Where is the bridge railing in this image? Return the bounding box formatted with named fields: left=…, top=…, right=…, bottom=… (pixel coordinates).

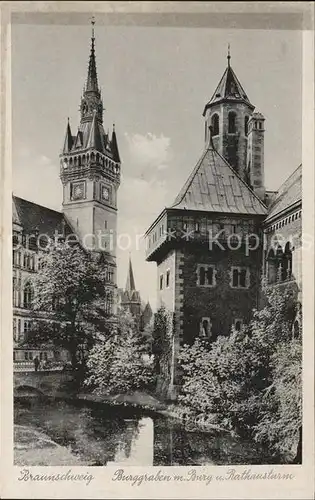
left=14, top=362, right=65, bottom=372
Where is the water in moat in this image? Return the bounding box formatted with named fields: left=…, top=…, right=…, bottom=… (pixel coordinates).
left=14, top=397, right=275, bottom=466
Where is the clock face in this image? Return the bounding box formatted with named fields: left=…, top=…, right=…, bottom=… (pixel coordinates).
left=101, top=186, right=110, bottom=201
left=72, top=182, right=85, bottom=200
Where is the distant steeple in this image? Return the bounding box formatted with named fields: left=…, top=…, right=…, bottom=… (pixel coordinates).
left=227, top=43, right=231, bottom=67
left=125, top=256, right=136, bottom=292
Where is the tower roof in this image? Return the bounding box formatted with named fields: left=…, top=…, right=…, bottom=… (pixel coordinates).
left=125, top=256, right=136, bottom=292
left=143, top=301, right=153, bottom=316
left=171, top=128, right=267, bottom=216
left=265, top=164, right=302, bottom=222
left=203, top=53, right=254, bottom=115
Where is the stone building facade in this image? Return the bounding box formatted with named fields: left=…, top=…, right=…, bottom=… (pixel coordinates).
left=145, top=54, right=302, bottom=399
left=12, top=25, right=121, bottom=368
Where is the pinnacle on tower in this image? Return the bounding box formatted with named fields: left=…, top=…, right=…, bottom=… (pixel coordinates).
left=62, top=118, right=73, bottom=153
left=111, top=123, right=121, bottom=163
left=86, top=110, right=103, bottom=151
left=227, top=43, right=231, bottom=67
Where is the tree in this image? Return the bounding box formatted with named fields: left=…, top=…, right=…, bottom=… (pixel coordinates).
left=178, top=280, right=302, bottom=461
left=85, top=309, right=155, bottom=395
left=27, top=243, right=111, bottom=372
left=151, top=305, right=173, bottom=376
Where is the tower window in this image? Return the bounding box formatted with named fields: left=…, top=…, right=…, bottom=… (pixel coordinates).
left=233, top=318, right=243, bottom=332
left=197, top=264, right=216, bottom=287
left=245, top=116, right=249, bottom=136
left=230, top=267, right=249, bottom=289
left=166, top=269, right=170, bottom=288
left=23, top=282, right=34, bottom=309
left=228, top=112, right=236, bottom=133
left=211, top=114, right=219, bottom=136
left=159, top=274, right=164, bottom=290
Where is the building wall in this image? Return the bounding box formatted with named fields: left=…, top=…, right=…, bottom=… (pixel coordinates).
left=12, top=241, right=70, bottom=366
left=263, top=206, right=302, bottom=292
left=157, top=249, right=176, bottom=311
left=181, top=242, right=262, bottom=344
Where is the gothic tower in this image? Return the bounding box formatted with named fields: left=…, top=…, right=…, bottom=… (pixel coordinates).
left=60, top=21, right=121, bottom=260
left=120, top=257, right=142, bottom=326
left=203, top=48, right=255, bottom=182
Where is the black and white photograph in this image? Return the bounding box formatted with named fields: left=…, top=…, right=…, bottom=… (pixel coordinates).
left=1, top=2, right=314, bottom=498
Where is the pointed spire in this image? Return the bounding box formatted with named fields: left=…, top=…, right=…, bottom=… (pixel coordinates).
left=111, top=123, right=121, bottom=163
left=203, top=51, right=254, bottom=116
left=86, top=109, right=103, bottom=150
left=125, top=255, right=136, bottom=292
left=63, top=118, right=73, bottom=153
left=86, top=17, right=99, bottom=93
left=144, top=301, right=152, bottom=315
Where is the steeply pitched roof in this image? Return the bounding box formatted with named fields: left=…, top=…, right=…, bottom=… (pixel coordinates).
left=63, top=120, right=74, bottom=153
left=111, top=125, right=121, bottom=163
left=86, top=111, right=104, bottom=151
left=86, top=28, right=99, bottom=93
left=203, top=64, right=254, bottom=115
left=12, top=196, right=72, bottom=237
left=171, top=138, right=267, bottom=216
left=125, top=256, right=136, bottom=292
left=265, top=165, right=302, bottom=221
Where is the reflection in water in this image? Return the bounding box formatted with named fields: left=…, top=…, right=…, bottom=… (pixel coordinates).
left=108, top=418, right=154, bottom=466
left=14, top=398, right=275, bottom=466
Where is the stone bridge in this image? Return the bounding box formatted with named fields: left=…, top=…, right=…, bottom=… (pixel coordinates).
left=14, top=370, right=75, bottom=397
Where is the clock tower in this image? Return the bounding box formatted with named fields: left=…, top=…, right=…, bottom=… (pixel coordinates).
left=60, top=21, right=121, bottom=261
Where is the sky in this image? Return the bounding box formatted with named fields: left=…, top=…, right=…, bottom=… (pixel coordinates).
left=12, top=21, right=302, bottom=310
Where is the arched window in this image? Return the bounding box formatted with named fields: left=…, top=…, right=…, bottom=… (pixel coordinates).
left=211, top=114, right=219, bottom=136
left=23, top=282, right=33, bottom=309
left=244, top=116, right=249, bottom=136
left=283, top=242, right=293, bottom=281
left=275, top=245, right=284, bottom=282
left=228, top=112, right=236, bottom=133
left=266, top=248, right=277, bottom=284
left=233, top=319, right=243, bottom=332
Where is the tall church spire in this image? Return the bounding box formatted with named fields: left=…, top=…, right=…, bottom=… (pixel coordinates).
left=80, top=18, right=103, bottom=123
left=86, top=17, right=99, bottom=93
left=125, top=256, right=136, bottom=292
